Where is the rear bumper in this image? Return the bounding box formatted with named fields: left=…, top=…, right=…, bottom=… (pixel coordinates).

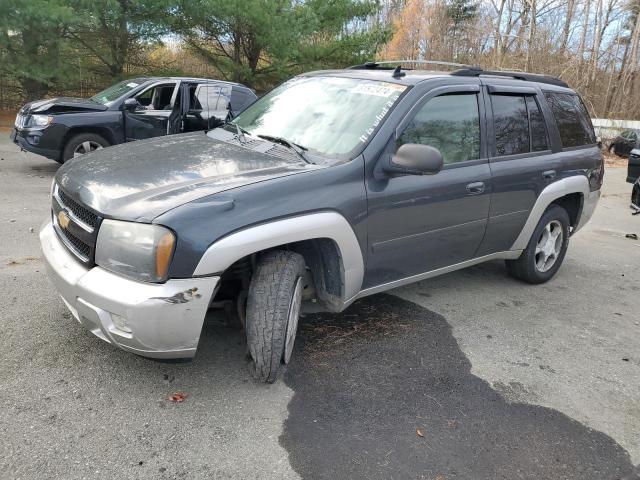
left=40, top=221, right=219, bottom=359
left=575, top=189, right=601, bottom=233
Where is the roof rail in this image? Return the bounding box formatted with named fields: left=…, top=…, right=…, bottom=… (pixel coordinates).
left=451, top=67, right=569, bottom=88
left=348, top=60, right=476, bottom=70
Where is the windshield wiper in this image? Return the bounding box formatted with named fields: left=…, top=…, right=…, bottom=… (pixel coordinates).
left=256, top=134, right=314, bottom=164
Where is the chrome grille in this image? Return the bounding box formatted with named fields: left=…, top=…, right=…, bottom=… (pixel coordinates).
left=52, top=183, right=101, bottom=264
left=56, top=187, right=98, bottom=229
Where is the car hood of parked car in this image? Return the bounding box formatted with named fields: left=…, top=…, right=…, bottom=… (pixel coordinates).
left=55, top=131, right=319, bottom=222
left=21, top=97, right=108, bottom=114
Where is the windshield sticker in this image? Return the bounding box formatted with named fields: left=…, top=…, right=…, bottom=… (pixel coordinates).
left=126, top=82, right=139, bottom=88
left=359, top=93, right=401, bottom=144
left=351, top=82, right=405, bottom=98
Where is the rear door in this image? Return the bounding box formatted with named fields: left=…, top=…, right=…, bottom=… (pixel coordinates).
left=475, top=84, right=556, bottom=256
left=123, top=81, right=178, bottom=141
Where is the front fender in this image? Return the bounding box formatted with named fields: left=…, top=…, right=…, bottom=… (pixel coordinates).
left=193, top=211, right=364, bottom=302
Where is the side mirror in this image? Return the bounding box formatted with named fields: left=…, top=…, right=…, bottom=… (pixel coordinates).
left=122, top=98, right=140, bottom=111
left=384, top=144, right=444, bottom=176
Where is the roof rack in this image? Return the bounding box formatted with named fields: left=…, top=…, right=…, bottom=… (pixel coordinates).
left=348, top=60, right=475, bottom=71
left=451, top=67, right=569, bottom=88
left=348, top=60, right=569, bottom=88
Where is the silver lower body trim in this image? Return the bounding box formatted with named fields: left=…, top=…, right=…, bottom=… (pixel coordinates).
left=40, top=221, right=219, bottom=359
left=346, top=250, right=523, bottom=306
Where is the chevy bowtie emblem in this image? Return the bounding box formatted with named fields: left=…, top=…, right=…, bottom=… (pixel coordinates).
left=58, top=210, right=71, bottom=230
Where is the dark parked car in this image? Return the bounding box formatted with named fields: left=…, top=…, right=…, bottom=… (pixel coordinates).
left=608, top=129, right=640, bottom=157
left=628, top=149, right=640, bottom=213
left=40, top=61, right=603, bottom=382
left=11, top=77, right=256, bottom=163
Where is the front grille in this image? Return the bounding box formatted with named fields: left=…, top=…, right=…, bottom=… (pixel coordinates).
left=57, top=188, right=98, bottom=228
left=58, top=225, right=91, bottom=259
left=52, top=183, right=101, bottom=264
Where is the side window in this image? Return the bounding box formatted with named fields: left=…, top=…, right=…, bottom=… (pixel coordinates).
left=196, top=84, right=233, bottom=116
left=492, top=95, right=529, bottom=156
left=526, top=96, right=549, bottom=151
left=135, top=83, right=176, bottom=110
left=544, top=92, right=596, bottom=147
left=397, top=93, right=480, bottom=165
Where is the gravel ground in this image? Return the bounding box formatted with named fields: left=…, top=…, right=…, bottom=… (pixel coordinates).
left=1, top=136, right=638, bottom=479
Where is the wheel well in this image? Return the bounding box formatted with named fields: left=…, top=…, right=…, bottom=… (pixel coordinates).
left=62, top=127, right=115, bottom=149
left=216, top=238, right=345, bottom=313
left=551, top=193, right=583, bottom=229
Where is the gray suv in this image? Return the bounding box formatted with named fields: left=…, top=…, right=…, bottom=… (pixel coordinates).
left=40, top=61, right=603, bottom=382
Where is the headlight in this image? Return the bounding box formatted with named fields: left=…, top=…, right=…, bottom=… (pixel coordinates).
left=95, top=220, right=176, bottom=283
left=27, top=114, right=53, bottom=128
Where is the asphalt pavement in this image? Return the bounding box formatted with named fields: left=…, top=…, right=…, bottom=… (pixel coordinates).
left=1, top=136, right=638, bottom=479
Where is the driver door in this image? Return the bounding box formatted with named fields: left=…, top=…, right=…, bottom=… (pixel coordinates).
left=364, top=86, right=491, bottom=287
left=123, top=81, right=179, bottom=141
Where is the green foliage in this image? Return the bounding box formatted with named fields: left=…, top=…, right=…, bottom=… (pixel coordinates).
left=0, top=0, right=75, bottom=100
left=0, top=0, right=390, bottom=102
left=169, top=0, right=390, bottom=88
left=66, top=0, right=169, bottom=76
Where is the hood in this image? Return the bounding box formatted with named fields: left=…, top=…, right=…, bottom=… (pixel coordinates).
left=55, top=132, right=318, bottom=222
left=21, top=97, right=107, bottom=114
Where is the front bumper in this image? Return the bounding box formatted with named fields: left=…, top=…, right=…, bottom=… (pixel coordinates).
left=40, top=221, right=219, bottom=359
left=575, top=189, right=601, bottom=233
left=11, top=127, right=62, bottom=160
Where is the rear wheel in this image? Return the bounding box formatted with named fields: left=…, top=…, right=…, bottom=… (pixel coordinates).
left=506, top=205, right=570, bottom=284
left=245, top=250, right=306, bottom=383
left=62, top=133, right=110, bottom=162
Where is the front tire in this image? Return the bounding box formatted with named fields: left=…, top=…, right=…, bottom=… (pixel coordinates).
left=506, top=205, right=570, bottom=284
left=245, top=250, right=306, bottom=383
left=62, top=133, right=110, bottom=162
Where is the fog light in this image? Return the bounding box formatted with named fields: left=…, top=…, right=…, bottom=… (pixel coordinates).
left=111, top=313, right=132, bottom=333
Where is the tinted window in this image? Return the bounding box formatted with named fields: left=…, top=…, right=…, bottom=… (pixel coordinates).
left=492, top=95, right=529, bottom=156
left=527, top=96, right=549, bottom=151
left=544, top=92, right=596, bottom=147
left=397, top=94, right=480, bottom=164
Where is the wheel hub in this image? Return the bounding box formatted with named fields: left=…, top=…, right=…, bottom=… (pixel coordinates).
left=283, top=277, right=303, bottom=364
left=535, top=220, right=563, bottom=272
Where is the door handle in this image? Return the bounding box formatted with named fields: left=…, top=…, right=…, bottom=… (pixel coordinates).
left=466, top=181, right=485, bottom=195
left=542, top=170, right=557, bottom=179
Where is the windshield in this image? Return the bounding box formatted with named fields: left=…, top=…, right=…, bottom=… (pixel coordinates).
left=232, top=76, right=406, bottom=160
left=90, top=80, right=142, bottom=105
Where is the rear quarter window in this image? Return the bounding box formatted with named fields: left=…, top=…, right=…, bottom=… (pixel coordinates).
left=544, top=92, right=596, bottom=148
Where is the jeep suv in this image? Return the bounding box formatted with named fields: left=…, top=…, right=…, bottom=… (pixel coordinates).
left=11, top=77, right=256, bottom=163
left=40, top=61, right=603, bottom=382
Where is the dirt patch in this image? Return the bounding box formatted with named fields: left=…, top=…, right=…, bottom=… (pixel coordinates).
left=6, top=256, right=41, bottom=267
left=604, top=150, right=629, bottom=168
left=0, top=110, right=17, bottom=133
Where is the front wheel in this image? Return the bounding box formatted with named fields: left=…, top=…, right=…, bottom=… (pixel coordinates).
left=62, top=133, right=110, bottom=162
left=245, top=250, right=306, bottom=383
left=506, top=205, right=570, bottom=284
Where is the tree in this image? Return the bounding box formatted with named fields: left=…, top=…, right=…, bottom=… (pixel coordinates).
left=66, top=0, right=168, bottom=77
left=0, top=0, right=74, bottom=100
left=168, top=0, right=389, bottom=88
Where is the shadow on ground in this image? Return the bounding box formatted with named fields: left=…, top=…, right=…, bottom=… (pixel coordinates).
left=281, top=294, right=634, bottom=480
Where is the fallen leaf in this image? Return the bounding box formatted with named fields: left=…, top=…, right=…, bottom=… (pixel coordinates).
left=446, top=420, right=457, bottom=428
left=416, top=428, right=424, bottom=437
left=167, top=392, right=188, bottom=403
left=435, top=475, right=446, bottom=480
